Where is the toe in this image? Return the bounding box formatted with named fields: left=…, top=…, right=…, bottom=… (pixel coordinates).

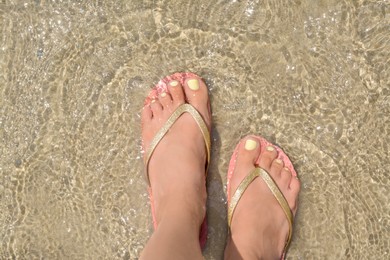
left=258, top=145, right=278, bottom=171
left=150, top=99, right=163, bottom=116
left=228, top=136, right=261, bottom=199
left=288, top=178, right=300, bottom=213
left=141, top=105, right=153, bottom=122
left=237, top=136, right=261, bottom=165
left=168, top=80, right=185, bottom=105
left=183, top=77, right=211, bottom=127
left=280, top=167, right=293, bottom=188
left=289, top=177, right=300, bottom=196
left=158, top=91, right=173, bottom=110
left=269, top=158, right=284, bottom=177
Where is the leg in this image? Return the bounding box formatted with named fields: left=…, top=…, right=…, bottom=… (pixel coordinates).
left=140, top=200, right=204, bottom=260
left=140, top=75, right=211, bottom=260
left=224, top=136, right=300, bottom=260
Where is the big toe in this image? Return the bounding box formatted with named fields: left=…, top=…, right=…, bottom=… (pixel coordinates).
left=182, top=76, right=211, bottom=129
left=227, top=136, right=261, bottom=199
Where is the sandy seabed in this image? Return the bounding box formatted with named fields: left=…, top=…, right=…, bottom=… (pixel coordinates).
left=1, top=0, right=389, bottom=259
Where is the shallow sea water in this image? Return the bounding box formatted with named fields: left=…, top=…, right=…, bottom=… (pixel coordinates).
left=1, top=0, right=389, bottom=259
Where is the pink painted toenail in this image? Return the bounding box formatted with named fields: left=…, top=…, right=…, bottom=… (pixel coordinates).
left=187, top=79, right=199, bottom=90
left=169, top=80, right=178, bottom=87
left=244, top=139, right=257, bottom=150
left=266, top=146, right=275, bottom=152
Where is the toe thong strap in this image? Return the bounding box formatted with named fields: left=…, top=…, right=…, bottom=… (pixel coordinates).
left=228, top=167, right=294, bottom=253
left=143, top=103, right=211, bottom=186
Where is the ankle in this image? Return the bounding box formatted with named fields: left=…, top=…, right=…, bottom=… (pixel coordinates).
left=227, top=222, right=283, bottom=260
left=225, top=236, right=281, bottom=260
left=156, top=189, right=206, bottom=227
left=142, top=207, right=204, bottom=260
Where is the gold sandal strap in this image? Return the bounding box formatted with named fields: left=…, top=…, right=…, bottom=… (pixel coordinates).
left=228, top=167, right=259, bottom=228
left=258, top=168, right=293, bottom=251
left=228, top=167, right=293, bottom=252
left=144, top=103, right=211, bottom=186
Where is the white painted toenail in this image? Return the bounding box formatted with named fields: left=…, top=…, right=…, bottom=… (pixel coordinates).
left=169, top=80, right=179, bottom=87
left=266, top=146, right=275, bottom=152
left=275, top=159, right=283, bottom=164
left=284, top=167, right=290, bottom=172
left=244, top=139, right=257, bottom=150
left=187, top=79, right=199, bottom=90
left=160, top=92, right=167, bottom=97
left=151, top=99, right=156, bottom=103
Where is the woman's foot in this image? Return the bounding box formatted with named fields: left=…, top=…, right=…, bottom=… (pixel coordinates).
left=225, top=136, right=300, bottom=260
left=140, top=74, right=211, bottom=259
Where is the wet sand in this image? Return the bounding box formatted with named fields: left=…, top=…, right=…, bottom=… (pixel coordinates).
left=1, top=0, right=389, bottom=259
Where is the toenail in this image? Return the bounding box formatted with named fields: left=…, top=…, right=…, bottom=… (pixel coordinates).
left=187, top=79, right=199, bottom=90
left=244, top=139, right=257, bottom=150
left=266, top=146, right=275, bottom=152
left=151, top=99, right=156, bottom=103
left=284, top=167, right=290, bottom=172
left=169, top=80, right=179, bottom=87
left=160, top=92, right=167, bottom=97
left=275, top=159, right=283, bottom=164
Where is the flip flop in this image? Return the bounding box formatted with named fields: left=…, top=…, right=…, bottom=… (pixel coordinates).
left=227, top=136, right=298, bottom=259
left=142, top=72, right=211, bottom=249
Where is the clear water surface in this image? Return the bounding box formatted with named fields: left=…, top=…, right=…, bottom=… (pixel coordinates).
left=1, top=0, right=389, bottom=259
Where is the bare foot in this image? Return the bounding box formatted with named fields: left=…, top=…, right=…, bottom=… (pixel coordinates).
left=141, top=73, right=211, bottom=244
left=225, top=136, right=300, bottom=260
